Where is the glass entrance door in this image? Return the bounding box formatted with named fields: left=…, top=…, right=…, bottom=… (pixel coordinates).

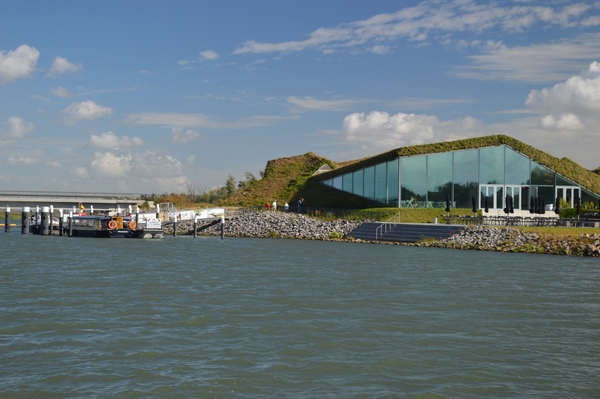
left=505, top=186, right=521, bottom=210
left=480, top=185, right=522, bottom=210
left=480, top=185, right=504, bottom=210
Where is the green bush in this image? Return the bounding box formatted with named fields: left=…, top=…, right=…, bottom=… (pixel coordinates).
left=560, top=208, right=578, bottom=218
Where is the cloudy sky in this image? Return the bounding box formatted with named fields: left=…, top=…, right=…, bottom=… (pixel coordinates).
left=1, top=0, right=599, bottom=194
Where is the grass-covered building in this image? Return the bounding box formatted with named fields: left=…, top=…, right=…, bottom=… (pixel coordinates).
left=315, top=135, right=600, bottom=211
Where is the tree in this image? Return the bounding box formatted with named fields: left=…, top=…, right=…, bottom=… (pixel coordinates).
left=225, top=174, right=237, bottom=196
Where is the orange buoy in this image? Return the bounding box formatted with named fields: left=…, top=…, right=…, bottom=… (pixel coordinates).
left=128, top=220, right=137, bottom=230
left=108, top=220, right=117, bottom=230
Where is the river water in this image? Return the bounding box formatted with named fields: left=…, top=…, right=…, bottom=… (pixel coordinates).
left=1, top=231, right=599, bottom=398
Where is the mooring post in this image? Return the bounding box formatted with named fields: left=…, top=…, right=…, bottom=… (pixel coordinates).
left=221, top=215, right=224, bottom=240
left=4, top=206, right=10, bottom=233
left=49, top=205, right=54, bottom=235
left=21, top=206, right=30, bottom=234
left=68, top=211, right=73, bottom=237
left=90, top=205, right=94, bottom=215
left=35, top=206, right=40, bottom=228
left=173, top=215, right=178, bottom=237
left=193, top=215, right=197, bottom=238
left=136, top=205, right=139, bottom=226
left=41, top=206, right=50, bottom=235
left=59, top=209, right=64, bottom=236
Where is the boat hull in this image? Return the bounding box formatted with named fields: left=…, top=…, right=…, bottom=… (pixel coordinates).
left=70, top=228, right=134, bottom=238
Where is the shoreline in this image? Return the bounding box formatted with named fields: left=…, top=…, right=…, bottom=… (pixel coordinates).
left=164, top=211, right=600, bottom=257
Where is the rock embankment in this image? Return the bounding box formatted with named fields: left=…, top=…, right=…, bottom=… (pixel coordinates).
left=416, top=225, right=600, bottom=256
left=163, top=211, right=360, bottom=240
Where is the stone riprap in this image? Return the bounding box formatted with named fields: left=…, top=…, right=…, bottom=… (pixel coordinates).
left=162, top=213, right=599, bottom=256
left=163, top=211, right=361, bottom=240
left=415, top=225, right=600, bottom=257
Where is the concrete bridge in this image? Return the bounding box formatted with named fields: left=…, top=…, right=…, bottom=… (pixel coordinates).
left=0, top=190, right=147, bottom=212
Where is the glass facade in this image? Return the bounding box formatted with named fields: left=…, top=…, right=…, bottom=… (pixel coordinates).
left=319, top=145, right=600, bottom=210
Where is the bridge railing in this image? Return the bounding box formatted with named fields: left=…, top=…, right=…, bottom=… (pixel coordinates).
left=0, top=190, right=141, bottom=199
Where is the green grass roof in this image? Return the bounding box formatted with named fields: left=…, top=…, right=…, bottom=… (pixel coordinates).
left=313, top=135, right=600, bottom=196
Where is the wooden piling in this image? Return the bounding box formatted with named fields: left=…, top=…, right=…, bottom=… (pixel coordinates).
left=221, top=216, right=224, bottom=240
left=4, top=206, right=9, bottom=233
left=41, top=206, right=50, bottom=235
left=21, top=207, right=30, bottom=234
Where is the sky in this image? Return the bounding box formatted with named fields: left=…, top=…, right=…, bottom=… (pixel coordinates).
left=1, top=0, right=600, bottom=195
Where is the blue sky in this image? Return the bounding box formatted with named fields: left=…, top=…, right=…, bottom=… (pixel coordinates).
left=1, top=0, right=599, bottom=194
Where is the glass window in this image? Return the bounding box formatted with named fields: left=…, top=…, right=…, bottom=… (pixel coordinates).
left=375, top=163, right=387, bottom=204
left=342, top=173, right=353, bottom=193
left=353, top=169, right=363, bottom=197
left=364, top=166, right=375, bottom=200
left=556, top=174, right=576, bottom=186
left=582, top=188, right=600, bottom=210
left=480, top=146, right=504, bottom=185
left=427, top=152, right=452, bottom=207
left=322, top=179, right=333, bottom=187
left=453, top=149, right=478, bottom=209
left=387, top=159, right=399, bottom=207
left=505, top=148, right=530, bottom=185
left=333, top=176, right=342, bottom=190
left=531, top=162, right=554, bottom=186
left=401, top=156, right=426, bottom=207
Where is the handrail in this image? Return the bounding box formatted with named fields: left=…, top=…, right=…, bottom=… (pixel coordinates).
left=375, top=211, right=402, bottom=240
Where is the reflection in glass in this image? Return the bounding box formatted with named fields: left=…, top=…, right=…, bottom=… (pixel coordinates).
left=375, top=163, right=387, bottom=204
left=353, top=169, right=363, bottom=197
left=401, top=156, right=426, bottom=207
left=387, top=159, right=399, bottom=207
left=505, top=148, right=530, bottom=185
left=364, top=166, right=375, bottom=200
left=333, top=176, right=342, bottom=190
left=427, top=152, right=452, bottom=207
left=556, top=174, right=576, bottom=186
left=480, top=146, right=504, bottom=184
left=531, top=162, right=554, bottom=186
left=342, top=173, right=353, bottom=193
left=453, top=149, right=478, bottom=208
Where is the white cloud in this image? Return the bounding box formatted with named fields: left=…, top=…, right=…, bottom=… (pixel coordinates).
left=0, top=44, right=39, bottom=83
left=89, top=131, right=144, bottom=149
left=526, top=61, right=600, bottom=114
left=71, top=166, right=89, bottom=178
left=131, top=150, right=184, bottom=178
left=171, top=127, right=200, bottom=144
left=369, top=45, right=391, bottom=54
left=233, top=1, right=599, bottom=55
left=522, top=61, right=600, bottom=131
left=341, top=110, right=480, bottom=152
left=539, top=114, right=583, bottom=130
left=46, top=161, right=62, bottom=168
left=50, top=86, right=73, bottom=97
left=287, top=96, right=369, bottom=112
left=200, top=50, right=220, bottom=61
left=7, top=155, right=37, bottom=166
left=91, top=151, right=132, bottom=177
left=455, top=34, right=600, bottom=82
left=390, top=97, right=476, bottom=110
left=47, top=56, right=82, bottom=77
left=125, top=112, right=296, bottom=129
left=0, top=117, right=34, bottom=142
left=62, top=100, right=113, bottom=124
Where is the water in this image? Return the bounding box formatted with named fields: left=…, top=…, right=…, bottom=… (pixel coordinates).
left=1, top=232, right=599, bottom=398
